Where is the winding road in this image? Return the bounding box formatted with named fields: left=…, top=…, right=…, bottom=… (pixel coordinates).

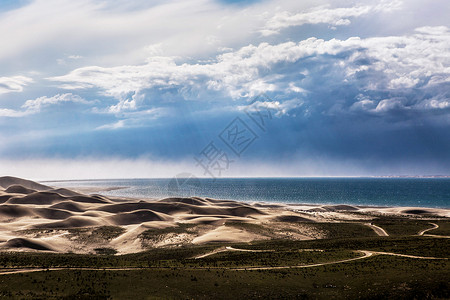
left=365, top=223, right=389, bottom=236
left=0, top=222, right=448, bottom=275
left=416, top=222, right=450, bottom=238
left=418, top=223, right=439, bottom=236
left=0, top=249, right=447, bottom=275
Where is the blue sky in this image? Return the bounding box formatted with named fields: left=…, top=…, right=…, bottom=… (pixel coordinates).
left=0, top=0, right=449, bottom=179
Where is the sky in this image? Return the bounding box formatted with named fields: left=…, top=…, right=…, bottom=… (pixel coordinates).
left=0, top=0, right=449, bottom=180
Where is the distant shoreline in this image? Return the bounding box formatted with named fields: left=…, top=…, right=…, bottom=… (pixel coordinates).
left=40, top=176, right=450, bottom=182
left=43, top=177, right=450, bottom=210
left=0, top=176, right=449, bottom=254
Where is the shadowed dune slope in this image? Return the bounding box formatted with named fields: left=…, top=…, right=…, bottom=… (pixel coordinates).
left=158, top=197, right=209, bottom=206
left=33, top=208, right=73, bottom=220
left=322, top=205, right=359, bottom=211
left=402, top=209, right=433, bottom=215
left=0, top=176, right=51, bottom=191
left=0, top=205, right=33, bottom=218
left=34, top=216, right=101, bottom=229
left=68, top=195, right=112, bottom=204
left=6, top=192, right=67, bottom=205
left=4, top=238, right=54, bottom=251
left=274, top=215, right=314, bottom=222
left=0, top=195, right=13, bottom=204
left=96, top=202, right=189, bottom=214
left=4, top=185, right=37, bottom=194
left=108, top=210, right=170, bottom=225
left=48, top=188, right=82, bottom=197
left=50, top=201, right=89, bottom=212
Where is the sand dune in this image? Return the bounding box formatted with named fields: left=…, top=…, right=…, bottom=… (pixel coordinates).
left=50, top=201, right=90, bottom=212
left=274, top=215, right=314, bottom=222
left=0, top=205, right=33, bottom=218
left=192, top=225, right=261, bottom=244
left=0, top=195, right=13, bottom=204
left=3, top=238, right=54, bottom=251
left=0, top=176, right=448, bottom=254
left=402, top=209, right=432, bottom=215
left=33, top=208, right=73, bottom=220
left=4, top=185, right=37, bottom=194
left=0, top=176, right=51, bottom=191
left=6, top=191, right=67, bottom=205
left=159, top=197, right=209, bottom=206
left=108, top=210, right=170, bottom=225
left=97, top=202, right=188, bottom=215
left=322, top=205, right=359, bottom=211
left=35, top=216, right=101, bottom=229
left=48, top=188, right=82, bottom=197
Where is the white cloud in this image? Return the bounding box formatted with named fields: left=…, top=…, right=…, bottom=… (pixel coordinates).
left=0, top=0, right=269, bottom=73
left=0, top=108, right=32, bottom=118
left=413, top=97, right=450, bottom=110
left=375, top=98, right=406, bottom=112
left=287, top=82, right=308, bottom=94
left=49, top=26, right=450, bottom=115
left=238, top=98, right=304, bottom=116
left=96, top=108, right=167, bottom=130
left=68, top=55, right=83, bottom=60
left=262, top=0, right=402, bottom=36
left=0, top=93, right=91, bottom=118
left=49, top=38, right=362, bottom=108
left=350, top=99, right=375, bottom=111
left=2, top=0, right=433, bottom=78
left=0, top=76, right=33, bottom=95
left=388, top=77, right=420, bottom=89
left=22, top=93, right=90, bottom=112
left=96, top=120, right=126, bottom=130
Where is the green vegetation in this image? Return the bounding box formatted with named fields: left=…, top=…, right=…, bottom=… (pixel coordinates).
left=372, top=218, right=433, bottom=236
left=0, top=255, right=448, bottom=299
left=432, top=220, right=450, bottom=236
left=91, top=226, right=126, bottom=240
left=196, top=249, right=360, bottom=268
left=225, top=222, right=273, bottom=236
left=1, top=218, right=449, bottom=298
left=18, top=226, right=126, bottom=246
left=67, top=226, right=126, bottom=243
left=94, top=248, right=118, bottom=255
left=311, top=222, right=378, bottom=239
left=138, top=223, right=197, bottom=244
left=238, top=236, right=450, bottom=258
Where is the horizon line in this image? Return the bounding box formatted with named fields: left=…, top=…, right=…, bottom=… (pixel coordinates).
left=39, top=175, right=450, bottom=182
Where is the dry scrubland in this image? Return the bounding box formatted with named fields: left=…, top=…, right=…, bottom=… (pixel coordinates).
left=0, top=176, right=449, bottom=299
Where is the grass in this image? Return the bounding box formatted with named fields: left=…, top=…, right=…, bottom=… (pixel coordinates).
left=225, top=222, right=273, bottom=236
left=67, top=226, right=126, bottom=243
left=1, top=218, right=449, bottom=298
left=227, top=236, right=450, bottom=258
left=138, top=223, right=197, bottom=244
left=431, top=220, right=450, bottom=236
left=91, top=226, right=126, bottom=240
left=311, top=222, right=378, bottom=239
left=193, top=249, right=360, bottom=268
left=371, top=218, right=435, bottom=236
left=0, top=255, right=448, bottom=299
left=94, top=248, right=118, bottom=255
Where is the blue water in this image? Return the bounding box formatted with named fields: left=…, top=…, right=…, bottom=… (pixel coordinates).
left=43, top=178, right=450, bottom=208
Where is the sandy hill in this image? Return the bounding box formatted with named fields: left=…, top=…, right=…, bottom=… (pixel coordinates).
left=0, top=176, right=447, bottom=254
left=0, top=176, right=51, bottom=191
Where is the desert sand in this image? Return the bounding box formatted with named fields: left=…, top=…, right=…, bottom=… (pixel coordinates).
left=0, top=176, right=448, bottom=254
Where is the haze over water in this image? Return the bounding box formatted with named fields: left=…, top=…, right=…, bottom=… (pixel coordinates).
left=45, top=178, right=450, bottom=208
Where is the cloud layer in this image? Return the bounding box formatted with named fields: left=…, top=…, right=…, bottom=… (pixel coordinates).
left=0, top=0, right=449, bottom=178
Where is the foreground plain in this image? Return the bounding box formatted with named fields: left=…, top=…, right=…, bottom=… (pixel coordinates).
left=0, top=176, right=449, bottom=298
